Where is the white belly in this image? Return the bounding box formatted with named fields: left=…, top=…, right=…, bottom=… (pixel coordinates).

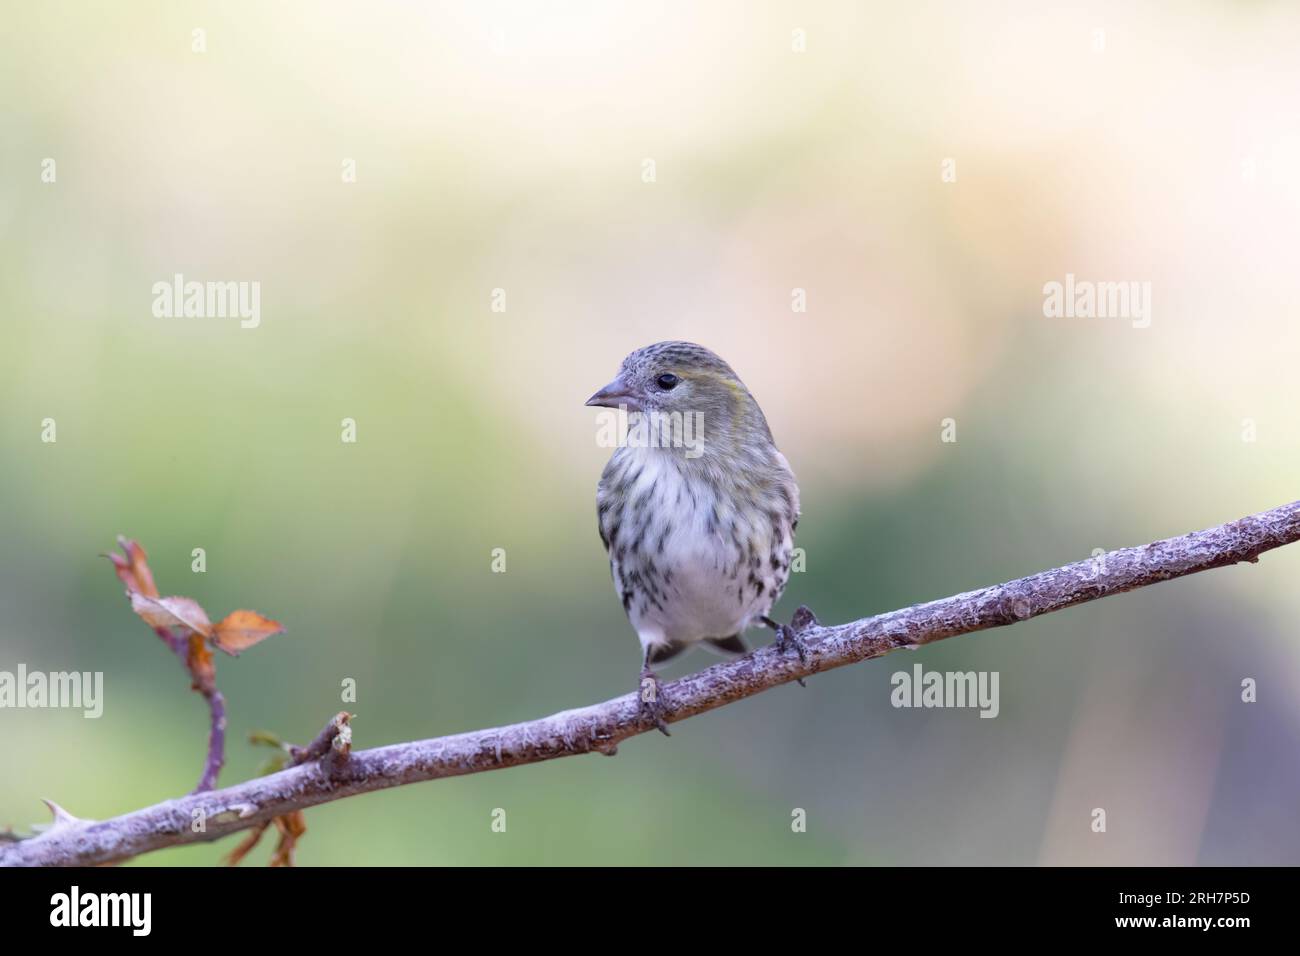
left=601, top=450, right=794, bottom=657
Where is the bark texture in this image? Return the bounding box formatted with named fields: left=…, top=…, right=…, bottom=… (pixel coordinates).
left=5, top=500, right=1298, bottom=867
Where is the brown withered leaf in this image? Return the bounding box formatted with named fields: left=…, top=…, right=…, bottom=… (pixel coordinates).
left=187, top=633, right=216, bottom=691
left=270, top=812, right=307, bottom=867
left=106, top=537, right=159, bottom=598
left=222, top=821, right=270, bottom=867
left=212, top=610, right=285, bottom=656
left=130, top=593, right=214, bottom=639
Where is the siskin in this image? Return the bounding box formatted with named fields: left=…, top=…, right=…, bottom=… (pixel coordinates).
left=587, top=341, right=803, bottom=733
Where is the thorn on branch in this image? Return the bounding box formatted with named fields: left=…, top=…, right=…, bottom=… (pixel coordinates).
left=35, top=799, right=91, bottom=833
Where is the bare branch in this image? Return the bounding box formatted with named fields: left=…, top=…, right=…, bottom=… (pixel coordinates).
left=6, top=500, right=1298, bottom=867
left=198, top=689, right=227, bottom=793
left=288, top=712, right=353, bottom=770
left=223, top=712, right=352, bottom=866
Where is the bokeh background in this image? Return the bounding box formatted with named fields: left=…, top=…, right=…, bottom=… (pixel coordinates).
left=3, top=1, right=1299, bottom=865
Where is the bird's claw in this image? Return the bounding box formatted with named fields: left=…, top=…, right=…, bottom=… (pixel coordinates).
left=638, top=668, right=671, bottom=736
left=775, top=622, right=809, bottom=664
left=764, top=606, right=819, bottom=686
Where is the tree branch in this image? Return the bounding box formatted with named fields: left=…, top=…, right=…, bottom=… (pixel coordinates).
left=137, top=621, right=227, bottom=792
left=106, top=538, right=228, bottom=793
left=6, top=500, right=1299, bottom=867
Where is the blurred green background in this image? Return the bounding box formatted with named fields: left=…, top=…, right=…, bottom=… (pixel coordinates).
left=3, top=1, right=1299, bottom=865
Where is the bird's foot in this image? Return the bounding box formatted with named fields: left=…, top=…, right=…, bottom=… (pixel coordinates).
left=775, top=622, right=808, bottom=663
left=638, top=666, right=671, bottom=736
left=763, top=606, right=820, bottom=684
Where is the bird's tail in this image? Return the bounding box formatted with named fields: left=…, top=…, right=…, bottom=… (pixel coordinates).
left=647, top=640, right=690, bottom=665
left=646, top=634, right=747, bottom=666
left=702, top=634, right=748, bottom=657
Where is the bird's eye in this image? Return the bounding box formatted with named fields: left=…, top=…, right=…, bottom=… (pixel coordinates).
left=656, top=373, right=679, bottom=390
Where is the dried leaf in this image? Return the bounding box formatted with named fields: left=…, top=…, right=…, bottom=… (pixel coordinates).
left=222, top=821, right=270, bottom=867
left=187, top=633, right=216, bottom=690
left=212, top=609, right=285, bottom=656
left=130, top=593, right=213, bottom=639
left=270, top=812, right=307, bottom=867
left=106, top=537, right=159, bottom=598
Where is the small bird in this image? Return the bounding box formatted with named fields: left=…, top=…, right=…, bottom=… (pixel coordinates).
left=587, top=341, right=802, bottom=733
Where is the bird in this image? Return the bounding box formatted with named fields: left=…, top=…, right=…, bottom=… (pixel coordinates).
left=586, top=341, right=803, bottom=734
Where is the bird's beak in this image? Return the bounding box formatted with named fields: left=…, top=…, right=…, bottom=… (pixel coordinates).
left=585, top=375, right=639, bottom=411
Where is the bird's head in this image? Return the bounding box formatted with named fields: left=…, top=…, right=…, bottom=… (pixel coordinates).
left=585, top=341, right=740, bottom=415
left=586, top=341, right=773, bottom=456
